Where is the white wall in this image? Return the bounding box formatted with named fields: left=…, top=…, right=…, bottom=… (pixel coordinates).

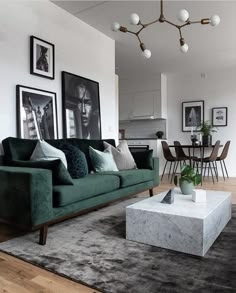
left=0, top=0, right=116, bottom=153
left=167, top=68, right=236, bottom=176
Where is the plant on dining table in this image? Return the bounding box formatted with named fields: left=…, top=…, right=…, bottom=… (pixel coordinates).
left=197, top=121, right=217, bottom=146
left=174, top=165, right=201, bottom=195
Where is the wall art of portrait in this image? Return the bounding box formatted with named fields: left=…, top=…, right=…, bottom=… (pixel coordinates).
left=16, top=85, right=58, bottom=139
left=62, top=71, right=101, bottom=139
left=30, top=36, right=55, bottom=79
left=212, top=107, right=228, bottom=127
left=182, top=100, right=204, bottom=132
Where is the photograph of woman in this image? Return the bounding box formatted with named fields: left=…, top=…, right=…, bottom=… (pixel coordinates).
left=62, top=72, right=101, bottom=139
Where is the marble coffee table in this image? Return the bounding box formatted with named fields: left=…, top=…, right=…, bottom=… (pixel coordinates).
left=126, top=189, right=231, bottom=256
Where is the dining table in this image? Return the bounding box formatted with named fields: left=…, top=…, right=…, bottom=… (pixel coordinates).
left=168, top=143, right=223, bottom=184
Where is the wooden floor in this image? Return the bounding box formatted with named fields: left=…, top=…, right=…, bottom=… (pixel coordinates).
left=0, top=176, right=235, bottom=292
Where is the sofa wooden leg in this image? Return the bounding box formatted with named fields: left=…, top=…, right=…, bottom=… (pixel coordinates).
left=39, top=225, right=48, bottom=245
left=149, top=189, right=154, bottom=197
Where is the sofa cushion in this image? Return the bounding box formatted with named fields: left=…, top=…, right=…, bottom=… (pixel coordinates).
left=58, top=143, right=88, bottom=178
left=98, top=169, right=154, bottom=188
left=131, top=150, right=153, bottom=170
left=104, top=141, right=137, bottom=170
left=9, top=159, right=73, bottom=185
left=53, top=174, right=120, bottom=207
left=30, top=140, right=67, bottom=168
left=89, top=146, right=118, bottom=172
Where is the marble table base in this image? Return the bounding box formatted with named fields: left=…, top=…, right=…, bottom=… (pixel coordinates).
left=126, top=190, right=232, bottom=256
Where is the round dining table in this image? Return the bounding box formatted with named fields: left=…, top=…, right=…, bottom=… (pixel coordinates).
left=168, top=144, right=223, bottom=184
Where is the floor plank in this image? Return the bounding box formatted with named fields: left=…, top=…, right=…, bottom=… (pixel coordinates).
left=0, top=175, right=235, bottom=292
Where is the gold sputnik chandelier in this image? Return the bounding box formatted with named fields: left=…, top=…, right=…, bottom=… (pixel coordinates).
left=111, top=0, right=220, bottom=58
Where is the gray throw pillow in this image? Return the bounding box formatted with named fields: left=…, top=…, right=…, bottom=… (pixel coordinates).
left=89, top=146, right=118, bottom=172
left=30, top=140, right=67, bottom=168
left=104, top=140, right=137, bottom=170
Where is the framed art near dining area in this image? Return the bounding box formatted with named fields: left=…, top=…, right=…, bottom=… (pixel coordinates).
left=30, top=36, right=55, bottom=79
left=62, top=71, right=101, bottom=139
left=182, top=100, right=204, bottom=132
left=16, top=85, right=58, bottom=139
left=212, top=107, right=228, bottom=127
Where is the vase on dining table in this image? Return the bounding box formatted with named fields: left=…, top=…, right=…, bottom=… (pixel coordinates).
left=202, top=135, right=212, bottom=146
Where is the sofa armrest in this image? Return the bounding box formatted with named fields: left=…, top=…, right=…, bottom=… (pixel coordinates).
left=0, top=166, right=53, bottom=227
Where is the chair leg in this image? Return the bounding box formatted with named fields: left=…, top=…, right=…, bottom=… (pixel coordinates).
left=220, top=160, right=225, bottom=181
left=161, top=161, right=167, bottom=181
left=223, top=160, right=229, bottom=178
left=39, top=225, right=48, bottom=245
left=209, top=162, right=215, bottom=184
left=168, top=162, right=173, bottom=179
left=171, top=160, right=179, bottom=184
left=213, top=161, right=218, bottom=182
left=149, top=189, right=154, bottom=197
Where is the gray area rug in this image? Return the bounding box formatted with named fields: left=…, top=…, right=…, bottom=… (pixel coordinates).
left=0, top=196, right=235, bottom=293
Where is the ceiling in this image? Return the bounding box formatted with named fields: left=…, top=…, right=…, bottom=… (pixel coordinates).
left=52, top=1, right=236, bottom=78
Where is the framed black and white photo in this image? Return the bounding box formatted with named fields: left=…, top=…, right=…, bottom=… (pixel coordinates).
left=182, top=100, right=204, bottom=132
left=62, top=71, right=101, bottom=139
left=30, top=36, right=55, bottom=79
left=16, top=85, right=58, bottom=139
left=212, top=107, right=228, bottom=127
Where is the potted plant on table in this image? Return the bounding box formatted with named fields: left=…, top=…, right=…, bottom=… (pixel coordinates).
left=156, top=131, right=164, bottom=139
left=174, top=165, right=201, bottom=195
left=197, top=121, right=217, bottom=146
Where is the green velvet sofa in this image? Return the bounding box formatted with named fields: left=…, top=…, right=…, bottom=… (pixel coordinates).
left=0, top=137, right=159, bottom=245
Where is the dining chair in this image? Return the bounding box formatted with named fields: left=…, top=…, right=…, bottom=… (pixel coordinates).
left=161, top=141, right=179, bottom=182
left=216, top=141, right=230, bottom=180
left=192, top=140, right=221, bottom=183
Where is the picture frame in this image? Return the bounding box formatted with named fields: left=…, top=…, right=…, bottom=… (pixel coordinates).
left=182, top=100, right=204, bottom=132
left=212, top=107, right=228, bottom=127
left=62, top=71, right=102, bottom=139
left=119, top=129, right=125, bottom=139
left=16, top=85, right=58, bottom=139
left=30, top=36, right=55, bottom=79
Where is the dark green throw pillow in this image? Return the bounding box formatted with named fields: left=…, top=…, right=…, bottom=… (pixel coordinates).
left=9, top=159, right=73, bottom=185
left=131, top=150, right=153, bottom=170
left=59, top=143, right=88, bottom=178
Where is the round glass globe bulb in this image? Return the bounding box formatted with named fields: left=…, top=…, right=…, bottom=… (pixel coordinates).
left=210, top=15, right=220, bottom=26
left=111, top=22, right=120, bottom=32
left=180, top=43, right=189, bottom=53
left=142, top=49, right=151, bottom=59
left=177, top=9, right=189, bottom=23
left=129, top=13, right=140, bottom=25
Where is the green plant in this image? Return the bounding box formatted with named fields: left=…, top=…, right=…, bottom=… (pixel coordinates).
left=174, top=165, right=201, bottom=186
left=156, top=131, right=164, bottom=137
left=197, top=121, right=217, bottom=136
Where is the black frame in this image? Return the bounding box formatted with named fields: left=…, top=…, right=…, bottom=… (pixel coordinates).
left=212, top=107, right=228, bottom=127
left=16, top=84, right=58, bottom=139
left=182, top=100, right=205, bottom=132
left=30, top=36, right=55, bottom=79
left=62, top=71, right=102, bottom=139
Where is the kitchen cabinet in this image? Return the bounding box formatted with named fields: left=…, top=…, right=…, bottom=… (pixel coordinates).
left=119, top=74, right=167, bottom=121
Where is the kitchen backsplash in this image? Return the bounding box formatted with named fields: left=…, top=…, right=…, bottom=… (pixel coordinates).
left=119, top=119, right=166, bottom=139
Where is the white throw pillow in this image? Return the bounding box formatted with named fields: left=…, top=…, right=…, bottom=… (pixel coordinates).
left=30, top=140, right=67, bottom=169
left=103, top=140, right=137, bottom=170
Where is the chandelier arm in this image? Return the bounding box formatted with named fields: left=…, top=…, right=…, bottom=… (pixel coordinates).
left=178, top=28, right=183, bottom=39
left=164, top=19, right=180, bottom=29
left=143, top=19, right=160, bottom=28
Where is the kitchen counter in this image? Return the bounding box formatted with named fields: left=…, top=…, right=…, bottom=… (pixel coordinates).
left=122, top=138, right=167, bottom=140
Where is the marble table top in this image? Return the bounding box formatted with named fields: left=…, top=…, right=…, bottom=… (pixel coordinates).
left=127, top=188, right=231, bottom=219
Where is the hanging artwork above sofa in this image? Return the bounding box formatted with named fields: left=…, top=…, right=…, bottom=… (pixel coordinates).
left=16, top=85, right=58, bottom=139
left=62, top=71, right=101, bottom=139
left=30, top=36, right=55, bottom=79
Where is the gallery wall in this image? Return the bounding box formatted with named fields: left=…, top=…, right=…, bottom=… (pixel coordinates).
left=0, top=0, right=116, bottom=153
left=167, top=68, right=236, bottom=176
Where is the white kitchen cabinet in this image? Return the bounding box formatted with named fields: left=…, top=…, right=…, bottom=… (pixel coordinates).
left=119, top=74, right=167, bottom=121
